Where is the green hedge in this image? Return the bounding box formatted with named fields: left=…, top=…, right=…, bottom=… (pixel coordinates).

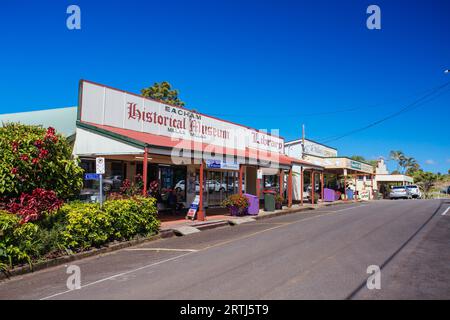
left=0, top=196, right=160, bottom=272
left=104, top=197, right=160, bottom=240
left=0, top=211, right=39, bottom=271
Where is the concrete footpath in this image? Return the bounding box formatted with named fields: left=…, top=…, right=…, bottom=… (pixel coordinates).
left=164, top=200, right=363, bottom=235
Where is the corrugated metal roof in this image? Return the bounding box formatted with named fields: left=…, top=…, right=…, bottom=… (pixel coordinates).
left=79, top=121, right=322, bottom=168
left=0, top=107, right=77, bottom=136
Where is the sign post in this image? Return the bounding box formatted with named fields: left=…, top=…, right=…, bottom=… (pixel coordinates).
left=96, top=157, right=105, bottom=208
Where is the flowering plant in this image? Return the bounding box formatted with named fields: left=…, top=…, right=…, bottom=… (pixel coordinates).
left=0, top=123, right=83, bottom=200
left=6, top=188, right=63, bottom=224
left=148, top=180, right=159, bottom=197
left=222, top=194, right=249, bottom=210
left=275, top=194, right=284, bottom=204
left=114, top=174, right=146, bottom=198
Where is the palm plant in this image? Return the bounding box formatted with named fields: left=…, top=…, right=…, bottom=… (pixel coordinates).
left=389, top=150, right=404, bottom=173
left=404, top=157, right=420, bottom=175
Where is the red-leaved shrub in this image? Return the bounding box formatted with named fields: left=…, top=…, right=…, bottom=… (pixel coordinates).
left=6, top=188, right=63, bottom=223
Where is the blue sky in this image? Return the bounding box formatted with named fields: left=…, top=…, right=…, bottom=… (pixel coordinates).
left=1, top=0, right=449, bottom=173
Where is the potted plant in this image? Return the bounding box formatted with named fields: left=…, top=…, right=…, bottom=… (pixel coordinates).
left=313, top=192, right=320, bottom=204
left=275, top=194, right=284, bottom=210
left=307, top=192, right=320, bottom=204
left=222, top=194, right=249, bottom=216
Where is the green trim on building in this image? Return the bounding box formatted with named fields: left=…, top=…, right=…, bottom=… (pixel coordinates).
left=76, top=121, right=146, bottom=149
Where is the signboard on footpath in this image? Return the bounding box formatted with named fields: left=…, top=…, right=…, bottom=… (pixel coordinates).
left=186, top=195, right=200, bottom=220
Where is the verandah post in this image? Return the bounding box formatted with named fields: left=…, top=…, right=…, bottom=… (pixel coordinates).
left=143, top=147, right=148, bottom=196
left=239, top=165, right=244, bottom=196
left=288, top=168, right=293, bottom=207
left=321, top=172, right=324, bottom=202
left=300, top=167, right=304, bottom=206
left=198, top=160, right=205, bottom=221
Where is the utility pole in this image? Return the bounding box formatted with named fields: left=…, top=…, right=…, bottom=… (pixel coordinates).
left=301, top=124, right=306, bottom=159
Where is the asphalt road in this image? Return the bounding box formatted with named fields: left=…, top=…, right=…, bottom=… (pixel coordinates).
left=1, top=199, right=449, bottom=300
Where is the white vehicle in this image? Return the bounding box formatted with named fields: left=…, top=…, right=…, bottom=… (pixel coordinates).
left=227, top=182, right=245, bottom=192
left=206, top=180, right=227, bottom=192
left=389, top=186, right=412, bottom=200
left=175, top=180, right=200, bottom=192
left=405, top=185, right=422, bottom=199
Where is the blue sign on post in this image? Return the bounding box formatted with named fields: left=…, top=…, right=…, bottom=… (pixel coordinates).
left=84, top=173, right=100, bottom=180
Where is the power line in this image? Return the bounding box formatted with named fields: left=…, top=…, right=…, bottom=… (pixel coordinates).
left=318, top=81, right=450, bottom=144
left=204, top=82, right=444, bottom=119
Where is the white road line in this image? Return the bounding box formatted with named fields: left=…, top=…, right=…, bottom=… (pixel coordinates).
left=39, top=252, right=193, bottom=300
left=441, top=206, right=450, bottom=216
left=124, top=248, right=198, bottom=252
left=333, top=205, right=367, bottom=212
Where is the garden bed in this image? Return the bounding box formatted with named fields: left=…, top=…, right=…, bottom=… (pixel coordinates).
left=1, top=196, right=160, bottom=275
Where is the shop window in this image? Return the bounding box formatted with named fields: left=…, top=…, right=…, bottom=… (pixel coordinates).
left=159, top=165, right=186, bottom=203
left=264, top=175, right=279, bottom=192
left=80, top=159, right=95, bottom=189
left=193, top=169, right=241, bottom=208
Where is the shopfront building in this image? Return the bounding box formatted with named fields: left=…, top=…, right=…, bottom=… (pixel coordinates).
left=73, top=80, right=309, bottom=219
left=285, top=138, right=375, bottom=201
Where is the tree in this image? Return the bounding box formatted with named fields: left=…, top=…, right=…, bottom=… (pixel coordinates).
left=403, top=157, right=420, bottom=175
left=0, top=123, right=83, bottom=200
left=412, top=170, right=441, bottom=198
left=350, top=155, right=365, bottom=162
left=141, top=81, right=185, bottom=107
left=389, top=150, right=404, bottom=173
left=350, top=155, right=377, bottom=167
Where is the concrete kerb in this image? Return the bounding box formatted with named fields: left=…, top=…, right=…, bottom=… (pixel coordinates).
left=0, top=199, right=366, bottom=281
left=0, top=233, right=169, bottom=281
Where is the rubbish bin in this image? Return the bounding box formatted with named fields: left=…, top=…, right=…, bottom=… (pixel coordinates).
left=263, top=190, right=276, bottom=212
left=346, top=189, right=354, bottom=200
left=244, top=193, right=259, bottom=215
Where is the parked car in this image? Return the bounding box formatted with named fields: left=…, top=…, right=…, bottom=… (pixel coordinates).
left=405, top=185, right=422, bottom=199
left=102, top=175, right=123, bottom=192
left=206, top=180, right=227, bottom=192
left=389, top=186, right=412, bottom=200
left=227, top=182, right=245, bottom=192
left=175, top=180, right=200, bottom=192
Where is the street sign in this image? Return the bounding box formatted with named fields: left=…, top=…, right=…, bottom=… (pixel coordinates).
left=257, top=169, right=263, bottom=179
left=84, top=173, right=100, bottom=180
left=95, top=157, right=105, bottom=208
left=96, top=157, right=105, bottom=174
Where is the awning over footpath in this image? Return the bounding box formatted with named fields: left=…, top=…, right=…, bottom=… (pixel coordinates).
left=76, top=121, right=322, bottom=170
